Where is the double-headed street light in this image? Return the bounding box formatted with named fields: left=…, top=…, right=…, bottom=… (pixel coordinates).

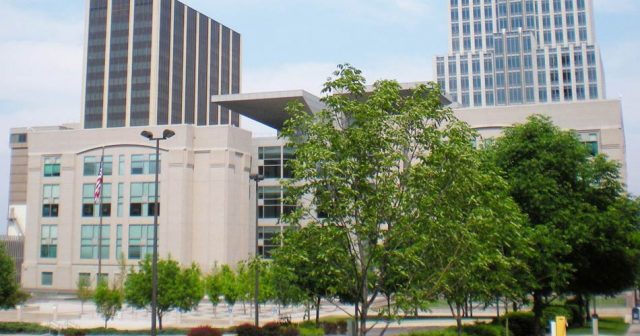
left=249, top=173, right=264, bottom=326
left=140, top=129, right=175, bottom=336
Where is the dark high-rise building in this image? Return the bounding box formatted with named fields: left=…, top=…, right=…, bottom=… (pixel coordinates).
left=81, top=0, right=241, bottom=128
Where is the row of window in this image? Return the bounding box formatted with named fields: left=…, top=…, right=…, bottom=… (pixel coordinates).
left=41, top=182, right=159, bottom=218
left=42, top=154, right=159, bottom=178
left=40, top=224, right=154, bottom=260
left=257, top=146, right=295, bottom=179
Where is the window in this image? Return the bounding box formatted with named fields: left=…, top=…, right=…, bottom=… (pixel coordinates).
left=539, top=88, right=548, bottom=102
left=117, top=183, right=124, bottom=217
left=552, top=87, right=561, bottom=101
left=485, top=75, right=494, bottom=89
left=485, top=92, right=495, bottom=105
left=578, top=133, right=599, bottom=156
left=79, top=272, right=91, bottom=285
left=118, top=155, right=125, bottom=176
left=80, top=225, right=110, bottom=259
left=564, top=86, right=573, bottom=100
left=42, top=272, right=53, bottom=286
left=588, top=68, right=597, bottom=82
left=473, top=92, right=482, bottom=106
left=44, top=157, right=61, bottom=177
left=42, top=184, right=59, bottom=217
left=589, top=84, right=598, bottom=99
left=10, top=133, right=27, bottom=144
left=538, top=71, right=547, bottom=85
left=258, top=226, right=280, bottom=258
left=82, top=183, right=111, bottom=217
left=259, top=186, right=281, bottom=219
left=131, top=154, right=159, bottom=175
left=258, top=146, right=282, bottom=179
left=40, top=225, right=57, bottom=258
left=473, top=76, right=482, bottom=89
left=83, top=156, right=113, bottom=176
left=130, top=182, right=159, bottom=217
left=128, top=225, right=155, bottom=259
left=116, top=224, right=123, bottom=258
left=576, top=85, right=585, bottom=100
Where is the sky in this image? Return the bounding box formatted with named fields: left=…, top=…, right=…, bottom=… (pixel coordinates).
left=0, top=0, right=638, bottom=232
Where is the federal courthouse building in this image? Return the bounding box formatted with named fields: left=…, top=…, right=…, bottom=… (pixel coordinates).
left=6, top=0, right=626, bottom=291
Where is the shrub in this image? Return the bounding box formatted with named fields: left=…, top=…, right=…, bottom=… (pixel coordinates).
left=321, top=321, right=338, bottom=335
left=235, top=323, right=262, bottom=336
left=462, top=323, right=508, bottom=336
left=281, top=326, right=302, bottom=336
left=62, top=328, right=87, bottom=336
left=407, top=330, right=462, bottom=336
left=0, top=322, right=50, bottom=333
left=262, top=322, right=282, bottom=336
left=542, top=305, right=573, bottom=326
left=188, top=326, right=223, bottom=336
left=492, top=311, right=536, bottom=336
left=298, top=326, right=322, bottom=336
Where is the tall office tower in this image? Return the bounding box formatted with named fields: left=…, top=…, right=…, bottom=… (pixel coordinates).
left=82, top=0, right=241, bottom=128
left=434, top=0, right=606, bottom=107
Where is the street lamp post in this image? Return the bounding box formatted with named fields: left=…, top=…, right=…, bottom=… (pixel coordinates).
left=140, top=129, right=175, bottom=336
left=249, top=173, right=264, bottom=327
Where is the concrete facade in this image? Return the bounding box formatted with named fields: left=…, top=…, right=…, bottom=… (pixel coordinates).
left=14, top=124, right=253, bottom=291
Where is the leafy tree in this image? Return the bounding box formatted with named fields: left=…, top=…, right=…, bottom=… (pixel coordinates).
left=0, top=242, right=27, bottom=309
left=205, top=264, right=223, bottom=316
left=93, top=280, right=123, bottom=328
left=270, top=225, right=349, bottom=325
left=564, top=194, right=640, bottom=321
left=487, top=115, right=634, bottom=334
left=76, top=276, right=93, bottom=314
left=281, top=64, right=503, bottom=335
left=218, top=264, right=240, bottom=307
left=124, top=256, right=204, bottom=329
left=403, top=146, right=530, bottom=336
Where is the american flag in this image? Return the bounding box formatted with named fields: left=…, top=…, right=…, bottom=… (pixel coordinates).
left=94, top=161, right=103, bottom=203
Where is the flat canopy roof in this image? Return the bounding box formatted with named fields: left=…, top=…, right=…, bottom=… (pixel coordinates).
left=212, top=84, right=452, bottom=130
left=211, top=90, right=323, bottom=130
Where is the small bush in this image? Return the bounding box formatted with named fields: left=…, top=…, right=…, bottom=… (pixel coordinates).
left=462, top=323, right=508, bottom=336
left=542, top=305, right=573, bottom=326
left=280, top=326, right=302, bottom=336
left=0, top=322, right=50, bottom=333
left=407, top=330, right=462, bottom=336
left=188, top=326, right=223, bottom=336
left=321, top=321, right=338, bottom=335
left=62, top=328, right=87, bottom=336
left=299, top=326, right=322, bottom=336
left=262, top=322, right=282, bottom=336
left=235, top=323, right=262, bottom=336
left=492, top=311, right=536, bottom=336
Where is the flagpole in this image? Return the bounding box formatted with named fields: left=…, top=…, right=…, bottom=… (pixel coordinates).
left=97, top=146, right=105, bottom=282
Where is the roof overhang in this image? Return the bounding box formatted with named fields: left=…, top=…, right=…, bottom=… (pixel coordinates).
left=212, top=83, right=452, bottom=131
left=211, top=90, right=323, bottom=130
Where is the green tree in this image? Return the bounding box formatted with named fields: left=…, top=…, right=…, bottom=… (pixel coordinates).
left=124, top=256, right=204, bottom=329
left=281, top=64, right=502, bottom=335
left=205, top=263, right=223, bottom=316
left=76, top=276, right=93, bottom=314
left=487, top=115, right=632, bottom=334
left=93, top=280, right=123, bottom=328
left=565, top=194, right=640, bottom=322
left=218, top=264, right=240, bottom=307
left=0, top=242, right=27, bottom=309
left=404, top=147, right=530, bottom=336
left=271, top=225, right=348, bottom=325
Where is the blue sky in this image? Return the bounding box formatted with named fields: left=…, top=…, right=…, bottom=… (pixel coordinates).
left=0, top=0, right=638, bottom=232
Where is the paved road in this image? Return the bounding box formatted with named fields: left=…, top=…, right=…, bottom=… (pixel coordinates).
left=627, top=322, right=640, bottom=335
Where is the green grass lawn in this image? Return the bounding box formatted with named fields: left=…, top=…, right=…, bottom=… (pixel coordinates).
left=567, top=317, right=629, bottom=335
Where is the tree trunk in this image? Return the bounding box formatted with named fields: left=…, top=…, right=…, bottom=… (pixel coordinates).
left=496, top=297, right=500, bottom=318
left=315, top=296, right=321, bottom=326
left=532, top=290, right=544, bottom=336
left=586, top=296, right=591, bottom=321
left=104, top=318, right=108, bottom=328
left=158, top=312, right=163, bottom=330
left=355, top=301, right=360, bottom=336
left=456, top=304, right=463, bottom=336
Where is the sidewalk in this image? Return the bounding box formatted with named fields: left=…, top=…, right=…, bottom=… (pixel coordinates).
left=627, top=322, right=640, bottom=336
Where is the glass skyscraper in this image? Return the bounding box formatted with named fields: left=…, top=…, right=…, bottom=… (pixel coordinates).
left=434, top=0, right=605, bottom=108
left=82, top=0, right=241, bottom=128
